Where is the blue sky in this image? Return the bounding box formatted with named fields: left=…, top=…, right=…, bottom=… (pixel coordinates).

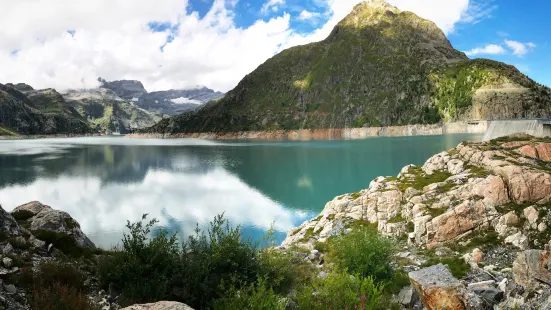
left=1, top=0, right=550, bottom=91
left=449, top=0, right=551, bottom=87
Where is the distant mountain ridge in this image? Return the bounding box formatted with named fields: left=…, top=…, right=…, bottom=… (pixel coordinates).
left=99, top=78, right=224, bottom=116
left=143, top=0, right=551, bottom=135
left=0, top=78, right=224, bottom=136
left=0, top=83, right=92, bottom=135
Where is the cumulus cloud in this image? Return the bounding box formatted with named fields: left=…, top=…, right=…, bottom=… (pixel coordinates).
left=0, top=0, right=481, bottom=93
left=505, top=40, right=536, bottom=57
left=465, top=44, right=506, bottom=56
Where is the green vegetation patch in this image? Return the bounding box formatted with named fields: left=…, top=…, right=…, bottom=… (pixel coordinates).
left=424, top=256, right=470, bottom=279
left=396, top=166, right=452, bottom=192
left=12, top=210, right=35, bottom=221
left=11, top=260, right=94, bottom=310
left=465, top=164, right=491, bottom=178
left=451, top=231, right=501, bottom=253
left=8, top=237, right=31, bottom=250
left=387, top=214, right=406, bottom=224
left=0, top=127, right=17, bottom=136
left=426, top=207, right=447, bottom=218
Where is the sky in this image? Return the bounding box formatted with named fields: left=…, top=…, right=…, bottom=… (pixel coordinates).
left=0, top=0, right=549, bottom=92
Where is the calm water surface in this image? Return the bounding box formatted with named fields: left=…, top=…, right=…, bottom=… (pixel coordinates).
left=0, top=134, right=482, bottom=247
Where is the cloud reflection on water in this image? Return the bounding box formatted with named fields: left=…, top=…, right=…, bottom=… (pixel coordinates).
left=0, top=168, right=305, bottom=248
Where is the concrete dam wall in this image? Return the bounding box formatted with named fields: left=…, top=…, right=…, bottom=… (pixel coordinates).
left=483, top=120, right=551, bottom=141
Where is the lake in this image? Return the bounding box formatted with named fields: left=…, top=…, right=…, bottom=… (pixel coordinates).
left=0, top=134, right=482, bottom=248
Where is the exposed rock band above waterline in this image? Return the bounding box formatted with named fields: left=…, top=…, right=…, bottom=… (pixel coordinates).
left=129, top=121, right=488, bottom=140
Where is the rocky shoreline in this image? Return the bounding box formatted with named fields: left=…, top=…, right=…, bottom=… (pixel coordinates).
left=281, top=133, right=551, bottom=309
left=129, top=121, right=487, bottom=141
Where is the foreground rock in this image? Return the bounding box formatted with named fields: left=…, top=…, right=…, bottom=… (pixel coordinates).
left=13, top=201, right=95, bottom=248
left=122, top=301, right=194, bottom=310
left=409, top=264, right=465, bottom=310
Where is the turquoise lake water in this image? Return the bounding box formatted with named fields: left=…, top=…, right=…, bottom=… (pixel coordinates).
left=0, top=134, right=482, bottom=247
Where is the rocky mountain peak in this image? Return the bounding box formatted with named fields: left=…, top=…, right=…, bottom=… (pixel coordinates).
left=99, top=78, right=148, bottom=100
left=357, top=0, right=398, bottom=12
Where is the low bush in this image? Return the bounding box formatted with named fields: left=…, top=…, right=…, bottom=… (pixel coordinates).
left=213, top=277, right=287, bottom=310
left=328, top=227, right=395, bottom=283
left=13, top=261, right=94, bottom=310
left=97, top=215, right=180, bottom=306
left=295, top=270, right=385, bottom=310
left=31, top=282, right=95, bottom=310
left=98, top=215, right=301, bottom=309
left=11, top=210, right=34, bottom=221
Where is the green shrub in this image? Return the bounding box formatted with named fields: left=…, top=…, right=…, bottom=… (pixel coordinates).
left=295, top=271, right=384, bottom=310
left=7, top=237, right=31, bottom=250
left=98, top=215, right=271, bottom=309
left=11, top=210, right=34, bottom=221
left=257, top=228, right=314, bottom=294
left=174, top=215, right=261, bottom=309
left=328, top=227, right=395, bottom=283
left=98, top=215, right=180, bottom=306
left=213, top=278, right=287, bottom=310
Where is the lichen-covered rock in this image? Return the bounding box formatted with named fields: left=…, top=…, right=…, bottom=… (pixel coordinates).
left=409, top=264, right=466, bottom=310
left=12, top=201, right=95, bottom=249
left=122, top=301, right=194, bottom=310
left=512, top=248, right=551, bottom=289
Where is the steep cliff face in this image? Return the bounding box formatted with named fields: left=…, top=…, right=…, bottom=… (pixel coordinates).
left=0, top=84, right=92, bottom=135
left=146, top=0, right=551, bottom=135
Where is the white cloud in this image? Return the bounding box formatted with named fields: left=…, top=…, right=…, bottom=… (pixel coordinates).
left=261, top=0, right=285, bottom=14
left=465, top=44, right=506, bottom=56
left=297, top=10, right=321, bottom=21
left=0, top=0, right=480, bottom=93
left=171, top=97, right=202, bottom=104
left=504, top=40, right=536, bottom=57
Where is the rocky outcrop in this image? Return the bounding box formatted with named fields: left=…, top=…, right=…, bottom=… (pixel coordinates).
left=282, top=136, right=551, bottom=251
left=122, top=301, right=194, bottom=310
left=409, top=264, right=466, bottom=310
left=12, top=201, right=95, bottom=248
left=281, top=135, right=551, bottom=310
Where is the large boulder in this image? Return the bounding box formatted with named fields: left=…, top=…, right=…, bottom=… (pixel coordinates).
left=425, top=200, right=495, bottom=247
left=409, top=264, right=466, bottom=310
left=12, top=201, right=95, bottom=249
left=122, top=301, right=194, bottom=310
